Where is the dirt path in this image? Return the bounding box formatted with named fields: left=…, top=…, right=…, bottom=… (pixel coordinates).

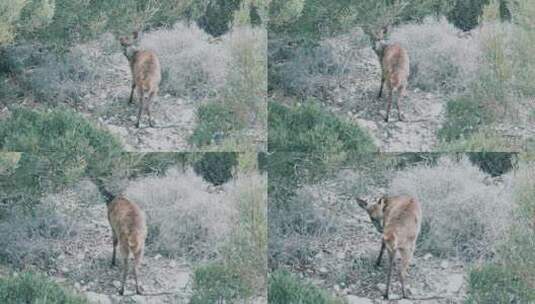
left=46, top=189, right=192, bottom=304
left=74, top=52, right=197, bottom=152
left=320, top=47, right=446, bottom=152
left=289, top=184, right=467, bottom=304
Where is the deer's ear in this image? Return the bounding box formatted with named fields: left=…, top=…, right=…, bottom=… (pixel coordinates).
left=132, top=31, right=139, bottom=40
left=356, top=198, right=368, bottom=209
left=377, top=197, right=387, bottom=208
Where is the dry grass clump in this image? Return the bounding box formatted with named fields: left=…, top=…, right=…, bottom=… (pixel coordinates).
left=389, top=156, right=512, bottom=260
left=141, top=22, right=230, bottom=100
left=126, top=168, right=237, bottom=260
left=390, top=17, right=482, bottom=94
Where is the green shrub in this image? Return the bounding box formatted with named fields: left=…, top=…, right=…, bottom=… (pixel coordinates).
left=0, top=44, right=99, bottom=104
left=466, top=264, right=535, bottom=304
left=0, top=272, right=88, bottom=304
left=467, top=152, right=515, bottom=177
left=438, top=96, right=491, bottom=143
left=190, top=262, right=252, bottom=304
left=268, top=270, right=344, bottom=304
left=190, top=103, right=244, bottom=147
left=268, top=101, right=376, bottom=152
left=193, top=153, right=238, bottom=186
left=0, top=108, right=122, bottom=203
left=437, top=129, right=517, bottom=152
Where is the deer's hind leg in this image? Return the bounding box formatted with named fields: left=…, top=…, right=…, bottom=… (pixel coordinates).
left=384, top=87, right=393, bottom=122
left=111, top=230, right=118, bottom=267
left=135, top=88, right=144, bottom=128
left=119, top=244, right=129, bottom=295
left=146, top=90, right=156, bottom=128
left=128, top=83, right=136, bottom=104
left=133, top=247, right=144, bottom=295
left=399, top=246, right=414, bottom=298
left=376, top=239, right=386, bottom=267
left=384, top=249, right=395, bottom=299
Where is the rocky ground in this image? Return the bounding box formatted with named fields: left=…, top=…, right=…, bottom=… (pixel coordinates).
left=318, top=47, right=447, bottom=152
left=288, top=183, right=468, bottom=304
left=44, top=185, right=192, bottom=304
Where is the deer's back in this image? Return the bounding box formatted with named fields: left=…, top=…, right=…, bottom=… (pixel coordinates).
left=130, top=50, right=161, bottom=91
left=383, top=196, right=421, bottom=247
left=382, top=43, right=409, bottom=88
left=108, top=197, right=147, bottom=252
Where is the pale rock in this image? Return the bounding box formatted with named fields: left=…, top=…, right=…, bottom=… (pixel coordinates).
left=112, top=280, right=121, bottom=288
left=85, top=291, right=112, bottom=304
left=446, top=274, right=464, bottom=293
left=440, top=260, right=449, bottom=269
left=345, top=295, right=373, bottom=304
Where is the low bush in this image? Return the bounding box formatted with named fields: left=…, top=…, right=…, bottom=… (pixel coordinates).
left=269, top=185, right=338, bottom=269
left=389, top=156, right=512, bottom=260
left=189, top=102, right=244, bottom=147
left=0, top=199, right=78, bottom=270
left=141, top=23, right=229, bottom=100
left=0, top=272, right=88, bottom=304
left=193, top=152, right=238, bottom=186
left=190, top=262, right=251, bottom=304
left=0, top=44, right=100, bottom=105
left=0, top=108, right=122, bottom=196
left=268, top=270, right=344, bottom=304
left=268, top=101, right=376, bottom=152
left=390, top=17, right=481, bottom=94
left=268, top=31, right=368, bottom=98
left=126, top=169, right=238, bottom=260
left=466, top=264, right=535, bottom=304
left=437, top=96, right=491, bottom=143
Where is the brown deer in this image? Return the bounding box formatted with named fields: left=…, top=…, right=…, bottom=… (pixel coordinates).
left=369, top=26, right=410, bottom=122
left=97, top=182, right=147, bottom=295
left=357, top=195, right=421, bottom=299
left=119, top=31, right=161, bottom=128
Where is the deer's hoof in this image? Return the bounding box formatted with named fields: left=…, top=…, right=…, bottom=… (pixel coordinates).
left=119, top=288, right=124, bottom=296
left=135, top=123, right=140, bottom=128
left=384, top=117, right=389, bottom=123
left=383, top=293, right=389, bottom=300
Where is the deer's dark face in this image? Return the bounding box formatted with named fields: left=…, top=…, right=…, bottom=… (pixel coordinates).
left=119, top=32, right=139, bottom=59
left=357, top=197, right=385, bottom=233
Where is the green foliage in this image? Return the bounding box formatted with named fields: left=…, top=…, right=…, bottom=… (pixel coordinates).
left=196, top=0, right=241, bottom=37
left=269, top=101, right=376, bottom=153
left=467, top=152, right=515, bottom=177
left=466, top=264, right=535, bottom=304
left=0, top=1, right=27, bottom=44
left=268, top=270, right=344, bottom=304
left=190, top=262, right=252, bottom=304
left=190, top=103, right=244, bottom=147
left=438, top=96, right=491, bottom=143
left=193, top=152, right=238, bottom=186
left=0, top=272, right=88, bottom=304
left=0, top=108, right=122, bottom=205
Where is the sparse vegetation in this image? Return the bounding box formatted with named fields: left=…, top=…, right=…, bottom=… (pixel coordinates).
left=0, top=272, right=88, bottom=304
left=268, top=270, right=344, bottom=304
left=269, top=101, right=376, bottom=152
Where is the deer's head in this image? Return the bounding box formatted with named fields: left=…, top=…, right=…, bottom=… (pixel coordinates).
left=357, top=196, right=387, bottom=233
left=119, top=31, right=140, bottom=59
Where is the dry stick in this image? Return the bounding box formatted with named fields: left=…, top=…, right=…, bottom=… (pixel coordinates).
left=122, top=291, right=177, bottom=297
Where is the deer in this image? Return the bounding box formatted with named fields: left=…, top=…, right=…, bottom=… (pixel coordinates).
left=119, top=31, right=161, bottom=128
left=357, top=195, right=421, bottom=299
left=368, top=26, right=410, bottom=122
left=96, top=181, right=147, bottom=295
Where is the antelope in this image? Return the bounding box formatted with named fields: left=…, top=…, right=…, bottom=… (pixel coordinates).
left=97, top=183, right=147, bottom=295
left=357, top=195, right=421, bottom=299
left=369, top=26, right=410, bottom=122
left=119, top=31, right=161, bottom=128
